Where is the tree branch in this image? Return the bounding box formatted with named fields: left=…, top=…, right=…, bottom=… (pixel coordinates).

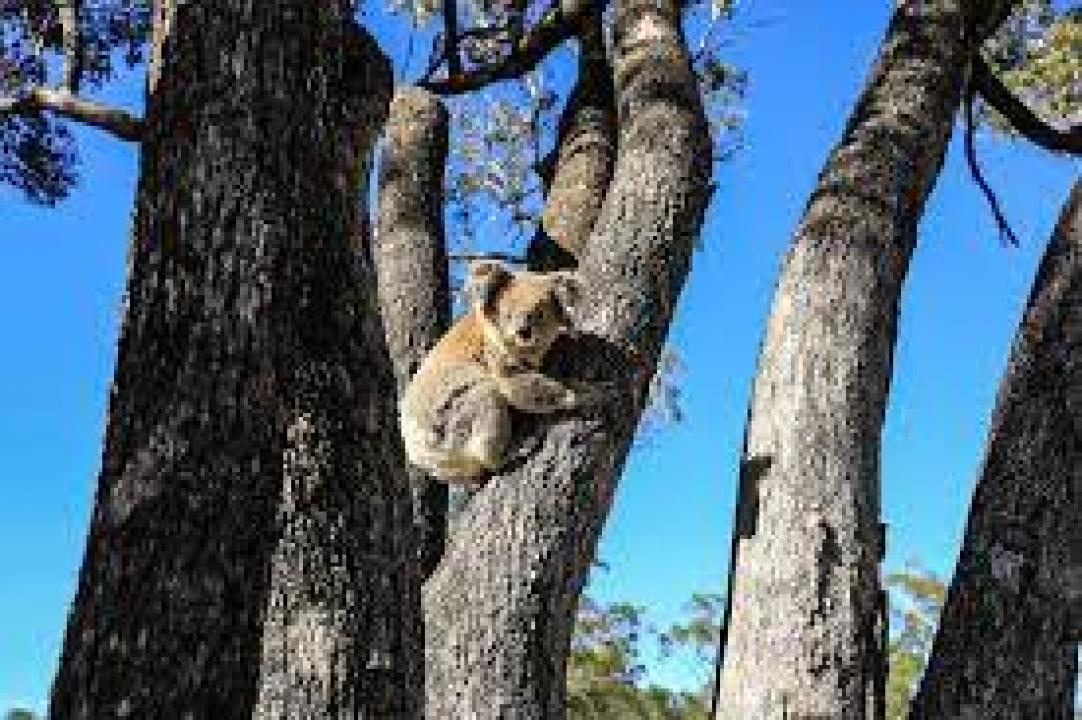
left=1, top=87, right=143, bottom=142
left=527, top=4, right=616, bottom=271
left=423, top=1, right=711, bottom=714
left=374, top=87, right=452, bottom=581
left=420, top=0, right=595, bottom=95
left=911, top=180, right=1081, bottom=718
left=972, top=56, right=1082, bottom=155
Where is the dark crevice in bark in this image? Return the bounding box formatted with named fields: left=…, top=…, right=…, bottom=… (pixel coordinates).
left=50, top=5, right=420, bottom=717
left=910, top=181, right=1082, bottom=720
left=423, top=1, right=711, bottom=717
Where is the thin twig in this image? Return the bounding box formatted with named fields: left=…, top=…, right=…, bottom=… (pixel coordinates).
left=964, top=80, right=1020, bottom=247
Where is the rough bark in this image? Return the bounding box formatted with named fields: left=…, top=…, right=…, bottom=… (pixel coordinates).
left=422, top=1, right=711, bottom=717
left=375, top=87, right=452, bottom=582
left=910, top=181, right=1081, bottom=720
left=49, top=4, right=422, bottom=717
left=526, top=8, right=616, bottom=272
left=714, top=2, right=1008, bottom=717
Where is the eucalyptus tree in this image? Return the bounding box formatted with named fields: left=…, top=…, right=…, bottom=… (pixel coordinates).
left=911, top=181, right=1080, bottom=719
left=712, top=0, right=1079, bottom=717
left=2, top=0, right=734, bottom=717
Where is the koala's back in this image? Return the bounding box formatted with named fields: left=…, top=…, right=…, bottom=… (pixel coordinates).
left=402, top=313, right=490, bottom=434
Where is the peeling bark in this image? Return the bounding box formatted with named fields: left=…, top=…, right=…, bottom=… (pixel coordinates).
left=375, top=87, right=452, bottom=581
left=714, top=2, right=1010, bottom=717
left=910, top=182, right=1081, bottom=720
left=49, top=5, right=421, bottom=717
left=423, top=1, right=711, bottom=717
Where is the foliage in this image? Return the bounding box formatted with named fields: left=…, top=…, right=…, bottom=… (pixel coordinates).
left=565, top=569, right=956, bottom=720
left=4, top=709, right=39, bottom=720
left=1, top=0, right=148, bottom=203
left=884, top=566, right=947, bottom=720
left=567, top=591, right=721, bottom=719
left=984, top=0, right=1080, bottom=129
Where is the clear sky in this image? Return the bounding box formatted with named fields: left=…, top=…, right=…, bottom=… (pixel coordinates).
left=1, top=1, right=1078, bottom=711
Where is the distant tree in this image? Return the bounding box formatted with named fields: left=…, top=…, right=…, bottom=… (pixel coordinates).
left=883, top=568, right=947, bottom=720
left=4, top=709, right=39, bottom=720
left=567, top=590, right=723, bottom=719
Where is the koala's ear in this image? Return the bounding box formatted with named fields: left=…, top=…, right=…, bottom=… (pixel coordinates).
left=550, top=271, right=583, bottom=326
left=466, top=260, right=513, bottom=313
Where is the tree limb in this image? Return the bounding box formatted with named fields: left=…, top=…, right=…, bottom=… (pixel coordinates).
left=527, top=3, right=616, bottom=271
left=420, top=0, right=596, bottom=95
left=910, top=180, right=1081, bottom=718
left=375, top=87, right=452, bottom=581
left=972, top=55, right=1082, bottom=155
left=1, top=87, right=142, bottom=142
left=423, top=1, right=711, bottom=715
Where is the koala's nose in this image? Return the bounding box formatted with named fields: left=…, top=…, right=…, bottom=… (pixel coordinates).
left=516, top=324, right=533, bottom=341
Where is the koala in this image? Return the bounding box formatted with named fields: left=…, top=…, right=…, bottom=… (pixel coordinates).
left=400, top=260, right=612, bottom=484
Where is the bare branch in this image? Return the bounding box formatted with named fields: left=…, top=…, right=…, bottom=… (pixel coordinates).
left=375, top=87, right=452, bottom=580
left=972, top=56, right=1082, bottom=156
left=1, top=87, right=143, bottom=142
left=420, top=0, right=595, bottom=95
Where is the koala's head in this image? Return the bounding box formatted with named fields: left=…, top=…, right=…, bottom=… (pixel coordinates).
left=466, top=261, right=581, bottom=359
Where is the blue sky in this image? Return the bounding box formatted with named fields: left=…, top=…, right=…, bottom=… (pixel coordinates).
left=1, top=1, right=1078, bottom=711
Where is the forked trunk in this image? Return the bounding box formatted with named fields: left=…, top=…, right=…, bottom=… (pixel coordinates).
left=49, top=4, right=421, bottom=717
left=422, top=1, right=711, bottom=717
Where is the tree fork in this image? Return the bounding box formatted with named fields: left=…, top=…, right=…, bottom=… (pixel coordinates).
left=423, top=0, right=711, bottom=716
left=49, top=4, right=422, bottom=717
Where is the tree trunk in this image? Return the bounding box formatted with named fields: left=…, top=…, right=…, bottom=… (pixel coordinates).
left=49, top=4, right=422, bottom=717
left=375, top=87, right=452, bottom=582
left=422, top=1, right=711, bottom=717
left=714, top=2, right=1010, bottom=717
left=910, top=181, right=1081, bottom=719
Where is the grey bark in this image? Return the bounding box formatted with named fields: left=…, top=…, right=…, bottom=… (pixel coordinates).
left=527, top=7, right=616, bottom=272
left=714, top=2, right=1013, bottom=717
left=49, top=4, right=423, bottom=717
left=375, top=87, right=452, bottom=581
left=910, top=181, right=1081, bottom=720
left=423, top=1, right=711, bottom=717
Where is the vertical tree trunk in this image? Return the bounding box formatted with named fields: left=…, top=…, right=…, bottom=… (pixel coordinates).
left=714, top=2, right=1010, bottom=717
left=375, top=87, right=452, bottom=581
left=422, top=2, right=711, bottom=717
left=910, top=182, right=1081, bottom=719
left=49, top=4, right=421, bottom=717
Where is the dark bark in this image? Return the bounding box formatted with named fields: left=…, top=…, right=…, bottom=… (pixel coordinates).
left=714, top=1, right=1011, bottom=717
left=49, top=4, right=422, bottom=717
left=423, top=1, right=711, bottom=717
left=375, top=87, right=452, bottom=582
left=910, top=181, right=1081, bottom=720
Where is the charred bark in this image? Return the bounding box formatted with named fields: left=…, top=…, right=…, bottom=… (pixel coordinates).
left=422, top=1, right=711, bottom=717
left=375, top=87, right=452, bottom=582
left=714, top=1, right=1012, bottom=717
left=910, top=182, right=1081, bottom=719
left=49, top=4, right=421, bottom=717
